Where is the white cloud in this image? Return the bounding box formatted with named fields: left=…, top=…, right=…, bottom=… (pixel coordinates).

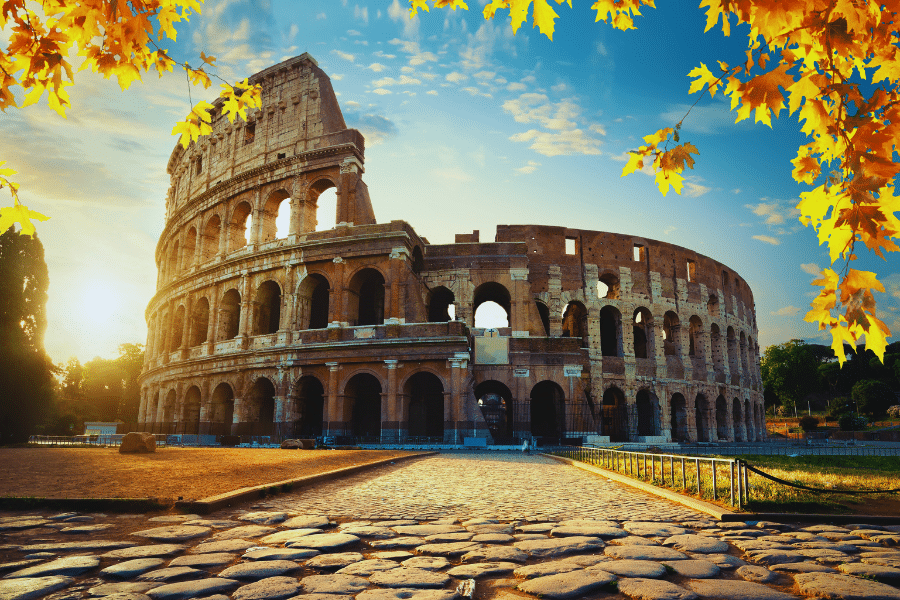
left=509, top=129, right=603, bottom=157
left=551, top=83, right=567, bottom=92
left=367, top=63, right=387, bottom=72
left=288, top=24, right=299, bottom=40
left=516, top=160, right=541, bottom=174
left=660, top=102, right=753, bottom=134
left=427, top=90, right=439, bottom=95
left=446, top=72, right=468, bottom=83
left=331, top=50, right=355, bottom=61
left=387, top=2, right=419, bottom=37
left=502, top=94, right=581, bottom=131
left=387, top=0, right=404, bottom=20
left=746, top=201, right=788, bottom=225
left=684, top=180, right=712, bottom=197
left=372, top=88, right=392, bottom=95
left=801, top=263, right=821, bottom=276
left=752, top=235, right=781, bottom=245
left=589, top=123, right=606, bottom=135
left=345, top=100, right=361, bottom=108
left=316, top=12, right=326, bottom=19
left=354, top=5, right=369, bottom=23
left=431, top=165, right=474, bottom=182
left=772, top=306, right=802, bottom=316
left=348, top=29, right=362, bottom=36
left=401, top=66, right=414, bottom=73
left=495, top=77, right=508, bottom=85
left=332, top=74, right=344, bottom=80
left=373, top=51, right=397, bottom=59
left=409, top=51, right=438, bottom=66
left=462, top=87, right=492, bottom=98
left=507, top=82, right=526, bottom=92
left=473, top=71, right=496, bottom=80
left=372, top=75, right=421, bottom=87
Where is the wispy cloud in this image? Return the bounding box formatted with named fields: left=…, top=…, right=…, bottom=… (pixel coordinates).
left=801, top=263, right=821, bottom=276
left=516, top=160, right=541, bottom=174
left=772, top=306, right=801, bottom=316
left=509, top=129, right=603, bottom=157
left=746, top=200, right=797, bottom=225
left=753, top=235, right=780, bottom=245
left=331, top=49, right=355, bottom=62
left=344, top=111, right=398, bottom=145
left=353, top=5, right=368, bottom=23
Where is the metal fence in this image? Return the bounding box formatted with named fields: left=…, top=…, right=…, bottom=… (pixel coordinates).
left=29, top=434, right=168, bottom=447
left=681, top=443, right=900, bottom=457
left=556, top=446, right=748, bottom=508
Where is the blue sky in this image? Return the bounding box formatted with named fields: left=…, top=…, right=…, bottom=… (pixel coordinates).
left=3, top=0, right=898, bottom=363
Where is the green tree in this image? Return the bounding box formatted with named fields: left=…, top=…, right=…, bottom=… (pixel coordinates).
left=0, top=226, right=53, bottom=443
left=78, top=344, right=145, bottom=427
left=851, top=380, right=897, bottom=419
left=761, top=339, right=822, bottom=415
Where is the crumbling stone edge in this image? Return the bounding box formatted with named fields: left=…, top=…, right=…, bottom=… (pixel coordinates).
left=177, top=451, right=438, bottom=514
left=546, top=453, right=900, bottom=525
left=0, top=497, right=168, bottom=513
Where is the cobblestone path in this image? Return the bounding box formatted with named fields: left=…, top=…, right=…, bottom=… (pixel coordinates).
left=265, top=453, right=702, bottom=522
left=2, top=451, right=900, bottom=600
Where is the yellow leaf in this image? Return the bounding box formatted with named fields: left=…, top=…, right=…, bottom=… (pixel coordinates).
left=200, top=51, right=216, bottom=66
left=0, top=203, right=50, bottom=237
left=687, top=63, right=719, bottom=97
left=532, top=0, right=560, bottom=40
left=621, top=151, right=645, bottom=177
left=827, top=324, right=856, bottom=367
left=654, top=169, right=684, bottom=197
left=642, top=127, right=672, bottom=147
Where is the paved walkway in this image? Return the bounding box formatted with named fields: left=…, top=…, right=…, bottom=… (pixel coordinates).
left=2, top=452, right=900, bottom=600
left=264, top=453, right=702, bottom=522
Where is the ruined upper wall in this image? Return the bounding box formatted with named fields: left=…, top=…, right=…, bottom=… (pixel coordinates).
left=163, top=53, right=363, bottom=223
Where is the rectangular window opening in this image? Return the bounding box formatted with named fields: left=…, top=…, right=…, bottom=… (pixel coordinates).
left=244, top=123, right=256, bottom=145
left=195, top=157, right=202, bottom=175
left=633, top=244, right=646, bottom=262
left=687, top=259, right=696, bottom=282
left=565, top=238, right=577, bottom=255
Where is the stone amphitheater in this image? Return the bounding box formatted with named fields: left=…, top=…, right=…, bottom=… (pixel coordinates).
left=137, top=53, right=764, bottom=446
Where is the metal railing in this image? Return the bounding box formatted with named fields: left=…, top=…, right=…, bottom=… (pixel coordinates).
left=683, top=444, right=900, bottom=457
left=556, top=446, right=748, bottom=508
left=29, top=434, right=168, bottom=447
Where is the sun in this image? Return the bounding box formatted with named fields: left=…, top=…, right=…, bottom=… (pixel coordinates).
left=81, top=282, right=120, bottom=327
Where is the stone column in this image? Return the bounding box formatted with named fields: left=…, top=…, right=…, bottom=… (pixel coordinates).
left=449, top=355, right=468, bottom=443
left=217, top=213, right=228, bottom=258
left=181, top=296, right=193, bottom=350
left=206, top=289, right=219, bottom=353
left=330, top=258, right=345, bottom=325
left=238, top=274, right=251, bottom=347
left=510, top=267, right=529, bottom=335
left=383, top=360, right=399, bottom=441
left=548, top=265, right=562, bottom=337
left=514, top=369, right=530, bottom=439
left=326, top=362, right=340, bottom=436
left=138, top=390, right=148, bottom=428
left=231, top=397, right=242, bottom=435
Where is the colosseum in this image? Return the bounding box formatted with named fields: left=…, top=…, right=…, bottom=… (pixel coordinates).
left=137, top=53, right=765, bottom=446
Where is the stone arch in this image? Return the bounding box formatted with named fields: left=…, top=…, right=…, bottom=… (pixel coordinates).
left=427, top=286, right=455, bottom=322
left=183, top=227, right=197, bottom=271
left=244, top=377, right=276, bottom=436
left=535, top=300, right=551, bottom=336
left=474, top=380, right=513, bottom=441
left=228, top=201, right=253, bottom=252
left=168, top=240, right=180, bottom=280
left=695, top=393, right=710, bottom=442
left=171, top=304, right=186, bottom=350
left=708, top=293, right=720, bottom=317
left=597, top=271, right=619, bottom=299
left=632, top=307, right=654, bottom=359
left=290, top=375, right=325, bottom=437
left=220, top=288, right=241, bottom=340
left=663, top=311, right=681, bottom=356
left=473, top=281, right=511, bottom=328
left=190, top=297, right=210, bottom=346
left=162, top=389, right=177, bottom=433
left=530, top=380, right=566, bottom=440
left=348, top=267, right=386, bottom=326
left=200, top=213, right=221, bottom=263
left=562, top=301, right=588, bottom=346
left=727, top=326, right=739, bottom=384
left=146, top=390, right=160, bottom=426
left=715, top=394, right=728, bottom=441
left=405, top=371, right=444, bottom=439
left=602, top=386, right=627, bottom=442
left=636, top=389, right=660, bottom=437
left=209, top=382, right=235, bottom=436
left=261, top=189, right=291, bottom=242
left=688, top=315, right=704, bottom=359
left=710, top=323, right=725, bottom=381
left=599, top=305, right=623, bottom=357
left=345, top=372, right=382, bottom=438
left=181, top=385, right=201, bottom=434
left=744, top=398, right=754, bottom=441
left=297, top=273, right=330, bottom=329
left=739, top=331, right=749, bottom=380
left=670, top=393, right=689, bottom=442
left=411, top=246, right=424, bottom=275
left=733, top=397, right=744, bottom=442
left=305, top=177, right=338, bottom=232
left=253, top=280, right=282, bottom=335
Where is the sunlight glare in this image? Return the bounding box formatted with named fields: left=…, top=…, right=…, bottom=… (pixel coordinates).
left=316, top=188, right=338, bottom=231
left=474, top=301, right=508, bottom=328
left=275, top=198, right=291, bottom=238
left=81, top=282, right=120, bottom=327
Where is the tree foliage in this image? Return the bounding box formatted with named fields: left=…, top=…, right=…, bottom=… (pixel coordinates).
left=412, top=0, right=899, bottom=363
left=851, top=378, right=897, bottom=417
left=761, top=339, right=823, bottom=412
left=0, top=227, right=53, bottom=443
left=0, top=0, right=261, bottom=234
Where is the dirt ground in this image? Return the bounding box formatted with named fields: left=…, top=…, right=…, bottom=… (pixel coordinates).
left=0, top=448, right=416, bottom=502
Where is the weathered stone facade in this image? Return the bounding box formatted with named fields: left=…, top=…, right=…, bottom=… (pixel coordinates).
left=138, top=54, right=764, bottom=445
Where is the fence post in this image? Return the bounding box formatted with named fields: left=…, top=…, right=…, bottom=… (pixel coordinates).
left=730, top=460, right=735, bottom=507
left=712, top=459, right=717, bottom=500
left=695, top=458, right=700, bottom=496
left=681, top=457, right=686, bottom=490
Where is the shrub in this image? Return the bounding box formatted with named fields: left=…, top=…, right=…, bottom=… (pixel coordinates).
left=886, top=405, right=900, bottom=419
left=839, top=414, right=868, bottom=431
left=852, top=380, right=896, bottom=418
left=799, top=415, right=819, bottom=432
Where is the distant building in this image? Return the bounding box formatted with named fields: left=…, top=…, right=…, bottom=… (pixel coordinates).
left=138, top=54, right=764, bottom=445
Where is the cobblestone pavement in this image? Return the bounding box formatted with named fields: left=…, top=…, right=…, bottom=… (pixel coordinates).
left=264, top=453, right=701, bottom=522
left=2, top=452, right=900, bottom=600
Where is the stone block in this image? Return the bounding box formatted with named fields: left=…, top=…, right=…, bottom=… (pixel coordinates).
left=119, top=432, right=156, bottom=454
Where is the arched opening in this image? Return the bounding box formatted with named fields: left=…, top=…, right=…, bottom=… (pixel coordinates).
left=253, top=280, right=281, bottom=335
left=345, top=373, right=382, bottom=438
left=695, top=393, right=710, bottom=442
left=710, top=323, right=725, bottom=382
left=599, top=306, right=622, bottom=357
left=220, top=289, right=241, bottom=339
left=535, top=301, right=550, bottom=336
left=688, top=315, right=703, bottom=359
left=732, top=397, right=744, bottom=442
left=597, top=272, right=619, bottom=299
left=727, top=326, right=739, bottom=383
left=181, top=386, right=201, bottom=435
left=670, top=393, right=688, bottom=442
left=411, top=246, right=424, bottom=275
left=209, top=383, right=234, bottom=436
left=636, top=389, right=660, bottom=437
left=314, top=186, right=338, bottom=231
left=168, top=240, right=180, bottom=280
left=162, top=389, right=177, bottom=434
left=740, top=331, right=749, bottom=379
left=245, top=377, right=276, bottom=436
left=349, top=268, right=385, bottom=326
left=602, top=387, right=627, bottom=442
left=632, top=307, right=653, bottom=359
left=663, top=311, right=681, bottom=356
left=229, top=201, right=253, bottom=251
left=291, top=376, right=324, bottom=437
left=171, top=305, right=185, bottom=350
left=473, top=282, right=511, bottom=328
left=715, top=395, right=728, bottom=441
left=562, top=301, right=588, bottom=346
left=744, top=399, right=753, bottom=441
left=428, top=287, right=455, bottom=322
left=261, top=189, right=291, bottom=241
left=474, top=380, right=513, bottom=441
left=201, top=215, right=221, bottom=263
left=707, top=294, right=720, bottom=317
left=405, top=372, right=444, bottom=439
left=530, top=381, right=565, bottom=440
left=183, top=228, right=197, bottom=271
left=146, top=391, right=160, bottom=427
left=190, top=297, right=210, bottom=346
